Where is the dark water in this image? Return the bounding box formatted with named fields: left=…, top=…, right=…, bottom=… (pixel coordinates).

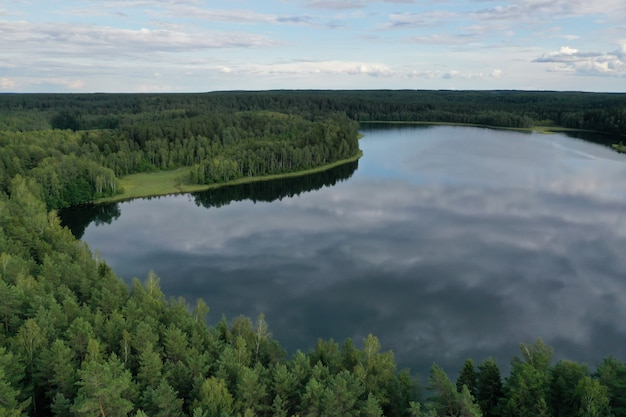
left=59, top=125, right=626, bottom=379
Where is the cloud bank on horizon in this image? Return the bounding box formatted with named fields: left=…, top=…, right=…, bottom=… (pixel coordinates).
left=1, top=0, right=626, bottom=93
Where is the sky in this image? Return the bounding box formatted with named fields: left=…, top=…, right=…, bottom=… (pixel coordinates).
left=2, top=0, right=626, bottom=93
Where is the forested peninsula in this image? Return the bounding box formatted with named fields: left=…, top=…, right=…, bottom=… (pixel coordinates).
left=2, top=90, right=626, bottom=209
left=1, top=90, right=626, bottom=417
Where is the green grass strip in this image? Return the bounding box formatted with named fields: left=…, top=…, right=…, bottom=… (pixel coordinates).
left=613, top=143, right=626, bottom=153
left=96, top=151, right=363, bottom=204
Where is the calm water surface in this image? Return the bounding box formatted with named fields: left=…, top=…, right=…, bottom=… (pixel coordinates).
left=60, top=125, right=626, bottom=378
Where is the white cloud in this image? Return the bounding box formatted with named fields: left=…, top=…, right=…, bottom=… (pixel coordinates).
left=35, top=78, right=85, bottom=90
left=490, top=68, right=504, bottom=78
left=304, top=0, right=415, bottom=10
left=534, top=44, right=626, bottom=77
left=202, top=60, right=499, bottom=82
left=0, top=20, right=279, bottom=59
left=152, top=7, right=314, bottom=25
left=408, top=33, right=482, bottom=46
left=302, top=1, right=367, bottom=10
left=63, top=7, right=114, bottom=17
left=86, top=0, right=202, bottom=7
left=473, top=0, right=626, bottom=22
left=4, top=0, right=626, bottom=91
left=0, top=7, right=23, bottom=17
left=537, top=46, right=582, bottom=60
left=135, top=83, right=174, bottom=92
left=221, top=60, right=395, bottom=78
left=1, top=77, right=15, bottom=89
left=403, top=70, right=438, bottom=79
left=382, top=10, right=458, bottom=30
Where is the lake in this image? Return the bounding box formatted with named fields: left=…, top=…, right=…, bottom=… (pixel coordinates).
left=59, top=125, right=626, bottom=378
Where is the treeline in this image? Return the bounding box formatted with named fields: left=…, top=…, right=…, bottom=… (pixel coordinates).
left=423, top=339, right=619, bottom=417
left=0, top=129, right=119, bottom=209
left=1, top=176, right=412, bottom=417
left=0, top=105, right=359, bottom=209
left=187, top=114, right=359, bottom=185
left=58, top=160, right=358, bottom=239
left=1, top=91, right=625, bottom=134
left=192, top=158, right=358, bottom=210
left=1, top=90, right=625, bottom=209
left=2, top=176, right=626, bottom=417
left=0, top=95, right=358, bottom=208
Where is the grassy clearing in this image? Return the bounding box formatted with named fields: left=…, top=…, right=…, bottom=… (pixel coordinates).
left=96, top=151, right=363, bottom=204
left=613, top=143, right=626, bottom=153
left=96, top=168, right=202, bottom=203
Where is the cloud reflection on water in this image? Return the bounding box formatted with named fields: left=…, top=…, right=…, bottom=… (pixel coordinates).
left=81, top=126, right=626, bottom=377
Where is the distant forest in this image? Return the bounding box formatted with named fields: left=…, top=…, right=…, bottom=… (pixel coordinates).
left=1, top=90, right=625, bottom=210
left=2, top=90, right=626, bottom=133
left=1, top=91, right=626, bottom=416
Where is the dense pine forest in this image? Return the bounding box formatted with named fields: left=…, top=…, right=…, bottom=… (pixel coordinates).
left=1, top=90, right=626, bottom=416
left=0, top=93, right=362, bottom=210
left=2, top=90, right=626, bottom=210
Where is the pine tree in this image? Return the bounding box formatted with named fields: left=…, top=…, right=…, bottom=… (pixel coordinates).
left=140, top=380, right=185, bottom=417
left=457, top=359, right=478, bottom=397
left=0, top=365, right=27, bottom=417
left=476, top=357, right=503, bottom=417
left=428, top=363, right=482, bottom=417
left=71, top=353, right=135, bottom=417
left=193, top=376, right=234, bottom=417
left=361, top=392, right=384, bottom=417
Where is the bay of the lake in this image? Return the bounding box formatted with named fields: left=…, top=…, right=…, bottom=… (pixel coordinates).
left=60, top=125, right=626, bottom=378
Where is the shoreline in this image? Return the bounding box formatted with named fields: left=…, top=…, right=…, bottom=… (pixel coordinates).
left=90, top=121, right=622, bottom=205
left=94, top=150, right=363, bottom=204
left=613, top=143, right=626, bottom=153
left=358, top=120, right=608, bottom=135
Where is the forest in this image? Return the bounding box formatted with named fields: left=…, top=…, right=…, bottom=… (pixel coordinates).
left=59, top=160, right=359, bottom=239
left=2, top=90, right=625, bottom=210
left=1, top=90, right=626, bottom=416
left=0, top=98, right=360, bottom=210
left=2, top=177, right=626, bottom=417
